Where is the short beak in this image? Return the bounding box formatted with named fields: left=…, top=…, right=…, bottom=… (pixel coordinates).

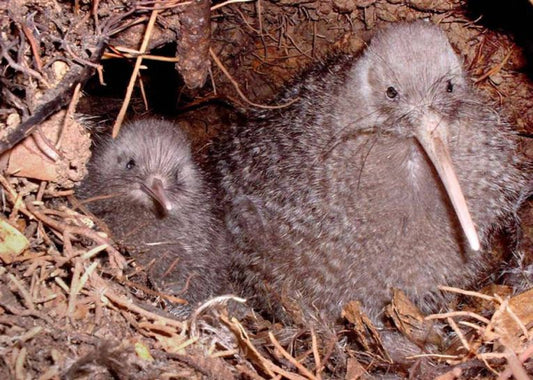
left=415, top=115, right=480, bottom=251
left=141, top=178, right=173, bottom=213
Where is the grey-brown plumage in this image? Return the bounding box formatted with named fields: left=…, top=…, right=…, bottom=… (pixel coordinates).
left=214, top=22, right=530, bottom=324
left=78, top=119, right=229, bottom=311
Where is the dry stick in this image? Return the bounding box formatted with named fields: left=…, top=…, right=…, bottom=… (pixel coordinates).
left=467, top=33, right=485, bottom=72
left=233, top=8, right=261, bottom=36
left=480, top=352, right=510, bottom=360
left=23, top=258, right=45, bottom=278
left=138, top=321, right=179, bottom=336
left=45, top=189, right=74, bottom=197
left=14, top=347, right=27, bottom=380
left=209, top=47, right=299, bottom=110
left=137, top=74, right=149, bottom=111
left=7, top=273, right=35, bottom=312
left=284, top=32, right=313, bottom=60
left=25, top=201, right=126, bottom=271
left=36, top=181, right=46, bottom=202
left=221, top=315, right=282, bottom=378
left=31, top=128, right=61, bottom=161
left=210, top=0, right=254, bottom=11
left=494, top=294, right=530, bottom=340
left=112, top=7, right=160, bottom=138
left=136, top=0, right=192, bottom=10
left=458, top=321, right=483, bottom=331
left=1, top=47, right=50, bottom=88
left=310, top=328, right=323, bottom=379
left=67, top=260, right=83, bottom=319
left=0, top=40, right=106, bottom=154
left=498, top=347, right=530, bottom=380
left=91, top=0, right=100, bottom=32
left=20, top=23, right=43, bottom=71
left=90, top=272, right=184, bottom=329
left=68, top=260, right=99, bottom=320
left=189, top=295, right=246, bottom=338
left=311, top=20, right=317, bottom=59
left=0, top=174, right=33, bottom=220
left=9, top=192, right=23, bottom=223
left=426, top=311, right=491, bottom=325
left=119, top=276, right=187, bottom=305
left=475, top=49, right=513, bottom=83
left=483, top=297, right=509, bottom=342
left=438, top=285, right=496, bottom=302
left=446, top=317, right=470, bottom=352
left=257, top=0, right=267, bottom=59
left=57, top=82, right=82, bottom=149
left=207, top=65, right=216, bottom=95
left=268, top=331, right=318, bottom=380
left=319, top=336, right=337, bottom=370
left=498, top=341, right=533, bottom=380
left=266, top=362, right=307, bottom=380
left=407, top=353, right=462, bottom=360
left=106, top=14, right=149, bottom=36
left=0, top=298, right=53, bottom=324
left=103, top=51, right=181, bottom=62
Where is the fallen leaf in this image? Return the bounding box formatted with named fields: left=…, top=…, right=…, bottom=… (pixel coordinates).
left=0, top=219, right=29, bottom=263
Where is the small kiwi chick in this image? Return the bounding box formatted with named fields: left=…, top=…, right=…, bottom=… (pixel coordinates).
left=214, top=21, right=530, bottom=326
left=78, top=119, right=230, bottom=314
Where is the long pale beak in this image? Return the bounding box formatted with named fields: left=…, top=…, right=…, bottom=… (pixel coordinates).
left=415, top=116, right=480, bottom=251
left=141, top=178, right=173, bottom=213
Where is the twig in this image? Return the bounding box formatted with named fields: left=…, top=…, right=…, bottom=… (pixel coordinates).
left=475, top=49, right=513, bottom=84
left=25, top=201, right=126, bottom=271
left=221, top=315, right=280, bottom=378
left=138, top=74, right=149, bottom=111
left=112, top=7, right=160, bottom=137
left=14, top=347, right=27, bottom=380
left=0, top=39, right=106, bottom=154
left=31, top=129, right=61, bottom=162
left=209, top=47, right=299, bottom=109
left=68, top=260, right=98, bottom=318
left=0, top=44, right=50, bottom=87
left=36, top=181, right=46, bottom=202
left=57, top=82, right=82, bottom=149
left=495, top=295, right=530, bottom=340
left=268, top=331, right=318, bottom=380
left=497, top=347, right=530, bottom=380
left=135, top=0, right=192, bottom=10
left=91, top=0, right=101, bottom=32
left=67, top=260, right=83, bottom=319
left=211, top=0, right=254, bottom=11
left=0, top=174, right=33, bottom=219
left=426, top=311, right=491, bottom=325
left=20, top=23, right=43, bottom=72
left=90, top=272, right=184, bottom=329
left=310, top=327, right=323, bottom=379
left=438, top=285, right=496, bottom=302
left=103, top=51, right=180, bottom=62
left=447, top=317, right=470, bottom=352
left=408, top=353, right=462, bottom=360
left=189, top=295, right=246, bottom=338
left=7, top=273, right=35, bottom=311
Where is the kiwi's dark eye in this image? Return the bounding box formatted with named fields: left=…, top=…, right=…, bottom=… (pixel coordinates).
left=386, top=86, right=398, bottom=99
left=125, top=158, right=136, bottom=170
left=446, top=80, right=454, bottom=93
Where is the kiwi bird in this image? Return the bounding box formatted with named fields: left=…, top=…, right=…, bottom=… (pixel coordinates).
left=214, top=21, right=529, bottom=324
left=79, top=119, right=230, bottom=313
